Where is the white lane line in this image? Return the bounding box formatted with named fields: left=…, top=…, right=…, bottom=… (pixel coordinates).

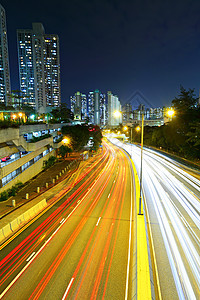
left=96, top=217, right=101, bottom=226
left=62, top=277, right=74, bottom=300
left=60, top=218, right=65, bottom=224
left=26, top=252, right=36, bottom=262
left=125, top=161, right=133, bottom=300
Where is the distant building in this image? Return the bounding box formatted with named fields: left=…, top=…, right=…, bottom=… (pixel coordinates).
left=0, top=4, right=11, bottom=105
left=122, top=103, right=132, bottom=124
left=88, top=90, right=106, bottom=125
left=131, top=106, right=164, bottom=126
left=99, top=92, right=107, bottom=126
left=94, top=89, right=100, bottom=125
left=70, top=90, right=116, bottom=126
left=107, top=91, right=121, bottom=126
left=88, top=91, right=95, bottom=124
left=17, top=23, right=61, bottom=113
left=71, top=91, right=82, bottom=120
left=81, top=94, right=87, bottom=120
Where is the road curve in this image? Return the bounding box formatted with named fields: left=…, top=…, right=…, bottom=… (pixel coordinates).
left=110, top=138, right=200, bottom=300
left=0, top=141, right=134, bottom=300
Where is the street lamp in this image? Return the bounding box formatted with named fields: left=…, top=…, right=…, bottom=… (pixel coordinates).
left=167, top=108, right=175, bottom=121
left=12, top=114, right=17, bottom=121
left=62, top=137, right=70, bottom=145
left=113, top=110, right=121, bottom=118
left=136, top=114, right=144, bottom=215
left=113, top=110, right=122, bottom=127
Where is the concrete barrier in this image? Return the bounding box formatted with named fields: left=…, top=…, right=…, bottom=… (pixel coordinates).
left=0, top=229, right=5, bottom=243
left=130, top=156, right=152, bottom=300
left=10, top=218, right=19, bottom=232
left=28, top=207, right=35, bottom=218
left=23, top=210, right=31, bottom=222
left=41, top=199, right=47, bottom=208
left=2, top=224, right=12, bottom=238
left=0, top=198, right=48, bottom=245
left=17, top=214, right=25, bottom=226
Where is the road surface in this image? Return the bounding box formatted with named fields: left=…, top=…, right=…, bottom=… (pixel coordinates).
left=110, top=137, right=200, bottom=300
left=0, top=142, right=134, bottom=299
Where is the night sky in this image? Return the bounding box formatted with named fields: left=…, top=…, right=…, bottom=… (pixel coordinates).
left=2, top=0, right=200, bottom=108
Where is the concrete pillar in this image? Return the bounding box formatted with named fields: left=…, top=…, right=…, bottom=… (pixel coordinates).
left=46, top=182, right=48, bottom=188
left=53, top=179, right=55, bottom=184
left=12, top=199, right=16, bottom=207
left=37, top=187, right=40, bottom=193
left=56, top=175, right=59, bottom=180
left=26, top=193, right=29, bottom=200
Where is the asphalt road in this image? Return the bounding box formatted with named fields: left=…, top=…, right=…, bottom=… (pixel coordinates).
left=0, top=141, right=134, bottom=299
left=110, top=137, right=200, bottom=300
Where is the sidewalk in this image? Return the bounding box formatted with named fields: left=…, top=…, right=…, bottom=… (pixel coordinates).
left=0, top=153, right=81, bottom=219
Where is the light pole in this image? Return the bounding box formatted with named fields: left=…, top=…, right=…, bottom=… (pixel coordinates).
left=136, top=113, right=144, bottom=215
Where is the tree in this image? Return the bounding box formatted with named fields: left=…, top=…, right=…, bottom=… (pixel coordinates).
left=62, top=124, right=90, bottom=151
left=50, top=103, right=73, bottom=122
left=172, top=86, right=197, bottom=113
left=58, top=145, right=72, bottom=158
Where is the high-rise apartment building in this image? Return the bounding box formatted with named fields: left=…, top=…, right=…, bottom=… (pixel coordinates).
left=122, top=103, right=133, bottom=124
left=94, top=89, right=100, bottom=125
left=81, top=94, right=87, bottom=120
left=99, top=92, right=107, bottom=126
left=107, top=91, right=121, bottom=126
left=70, top=91, right=82, bottom=120
left=17, top=23, right=61, bottom=113
left=0, top=4, right=11, bottom=105
left=88, top=90, right=106, bottom=125
left=88, top=91, right=95, bottom=124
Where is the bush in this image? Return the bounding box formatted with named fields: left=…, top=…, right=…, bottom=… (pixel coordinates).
left=0, top=191, right=8, bottom=201
left=43, top=156, right=57, bottom=170
left=0, top=182, right=24, bottom=202
left=7, top=186, right=17, bottom=197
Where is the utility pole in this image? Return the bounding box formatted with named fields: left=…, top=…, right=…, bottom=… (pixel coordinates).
left=138, top=113, right=144, bottom=215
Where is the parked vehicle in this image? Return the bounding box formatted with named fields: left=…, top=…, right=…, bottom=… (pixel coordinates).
left=1, top=156, right=10, bottom=162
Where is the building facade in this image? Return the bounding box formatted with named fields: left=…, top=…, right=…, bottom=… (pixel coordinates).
left=17, top=23, right=61, bottom=113
left=107, top=91, right=121, bottom=126
left=70, top=91, right=82, bottom=120
left=0, top=4, right=11, bottom=105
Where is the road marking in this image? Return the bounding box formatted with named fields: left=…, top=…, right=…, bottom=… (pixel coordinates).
left=62, top=277, right=74, bottom=299
left=108, top=193, right=110, bottom=198
left=96, top=217, right=101, bottom=226
left=125, top=159, right=133, bottom=300
left=60, top=218, right=65, bottom=224
left=26, top=252, right=36, bottom=262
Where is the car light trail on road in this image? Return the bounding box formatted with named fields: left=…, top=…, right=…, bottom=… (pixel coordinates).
left=0, top=141, right=134, bottom=299
left=109, top=137, right=200, bottom=299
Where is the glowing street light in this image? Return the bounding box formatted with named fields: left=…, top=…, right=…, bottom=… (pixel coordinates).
left=113, top=110, right=121, bottom=118
left=62, top=137, right=70, bottom=145
left=167, top=108, right=175, bottom=122
left=167, top=108, right=175, bottom=118
left=136, top=126, right=141, bottom=132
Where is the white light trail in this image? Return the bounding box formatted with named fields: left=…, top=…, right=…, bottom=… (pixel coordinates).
left=108, top=137, right=200, bottom=298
